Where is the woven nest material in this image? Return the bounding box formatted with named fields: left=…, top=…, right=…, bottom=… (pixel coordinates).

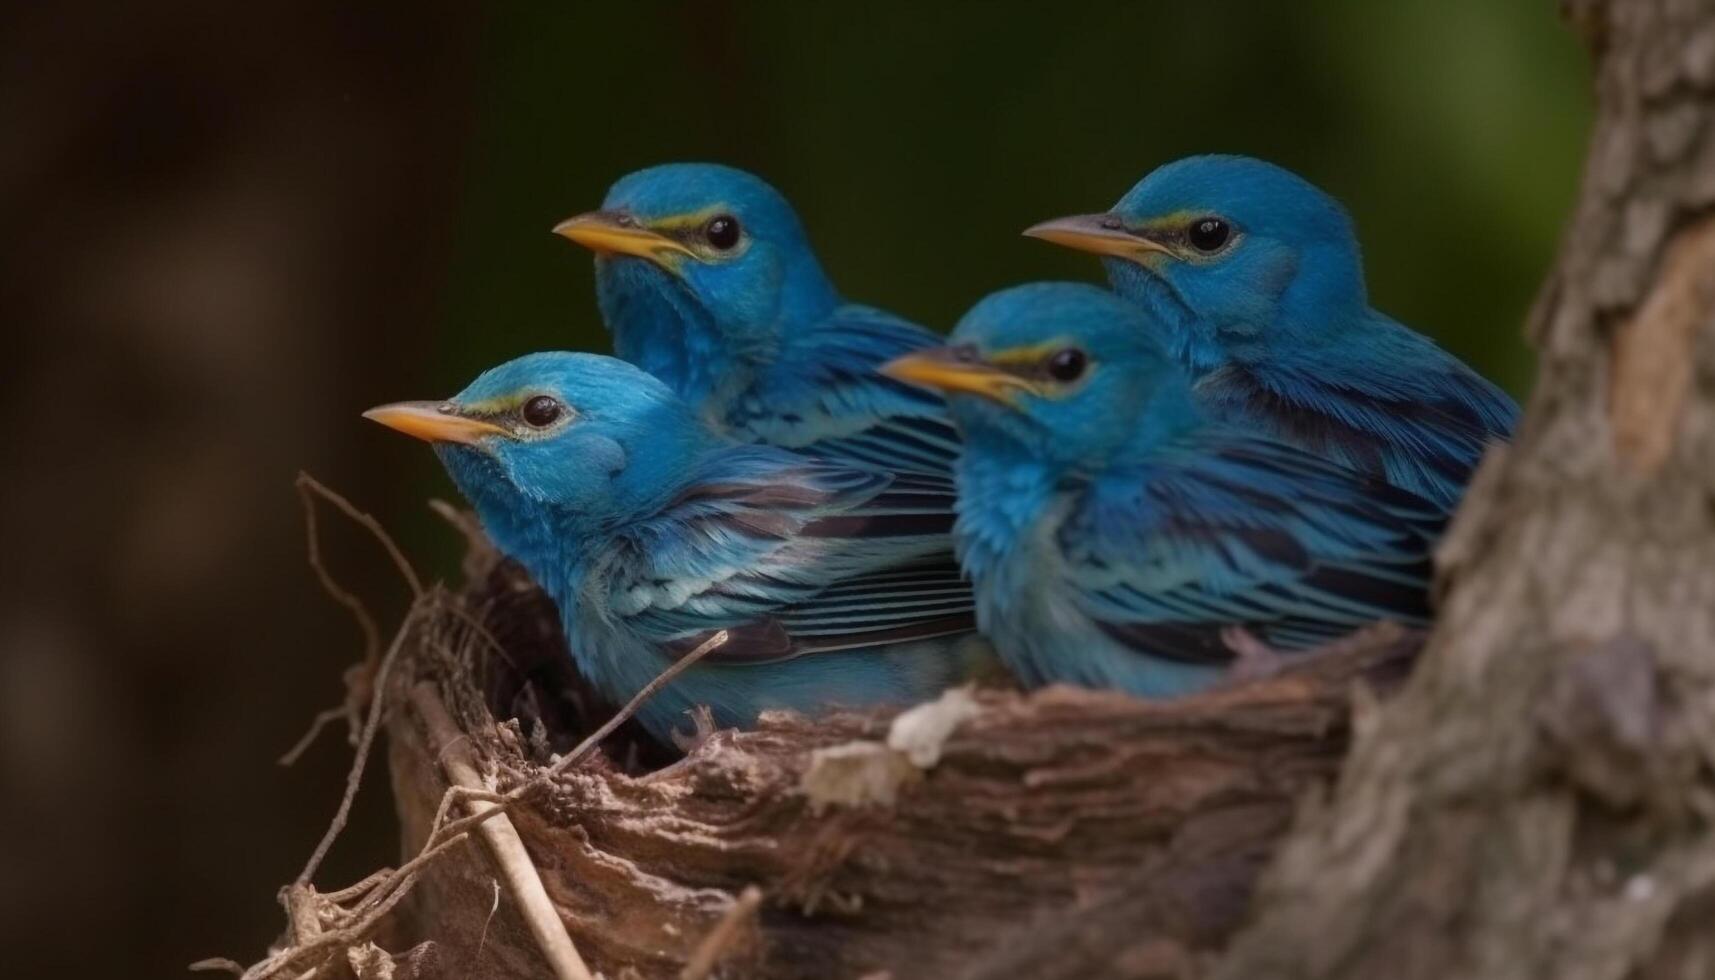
left=369, top=536, right=1420, bottom=980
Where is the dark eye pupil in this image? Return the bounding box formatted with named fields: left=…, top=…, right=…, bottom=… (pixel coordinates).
left=522, top=395, right=561, bottom=427
left=705, top=215, right=740, bottom=250
left=1047, top=348, right=1087, bottom=382
left=1188, top=217, right=1230, bottom=252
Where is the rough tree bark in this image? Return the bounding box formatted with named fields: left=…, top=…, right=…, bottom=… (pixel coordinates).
left=1213, top=1, right=1715, bottom=978
left=336, top=3, right=1715, bottom=979
left=370, top=559, right=1417, bottom=980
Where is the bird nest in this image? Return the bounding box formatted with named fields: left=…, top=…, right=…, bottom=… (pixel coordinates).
left=212, top=481, right=1419, bottom=980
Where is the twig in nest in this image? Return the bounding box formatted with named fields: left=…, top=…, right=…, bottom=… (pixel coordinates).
left=234, top=854, right=444, bottom=980
left=298, top=471, right=424, bottom=599
left=296, top=472, right=385, bottom=665
left=440, top=597, right=526, bottom=678
left=295, top=601, right=420, bottom=886
left=396, top=627, right=734, bottom=865
left=279, top=473, right=425, bottom=766
left=215, top=628, right=732, bottom=980
left=338, top=628, right=733, bottom=946
left=415, top=682, right=595, bottom=980
left=680, top=885, right=764, bottom=980
left=476, top=878, right=501, bottom=967
left=277, top=704, right=355, bottom=768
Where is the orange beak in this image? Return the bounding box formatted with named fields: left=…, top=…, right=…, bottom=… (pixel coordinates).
left=881, top=348, right=1031, bottom=405
left=552, top=210, right=696, bottom=265
left=362, top=401, right=509, bottom=445
left=1022, top=213, right=1173, bottom=262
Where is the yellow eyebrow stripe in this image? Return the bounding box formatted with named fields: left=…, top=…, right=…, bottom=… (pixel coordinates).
left=460, top=394, right=527, bottom=416
left=643, top=206, right=728, bottom=234
left=987, top=340, right=1073, bottom=370
left=1133, top=209, right=1200, bottom=234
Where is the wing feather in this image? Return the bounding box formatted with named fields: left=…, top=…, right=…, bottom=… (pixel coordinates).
left=1064, top=435, right=1442, bottom=666
left=727, top=304, right=963, bottom=476
left=608, top=451, right=974, bottom=666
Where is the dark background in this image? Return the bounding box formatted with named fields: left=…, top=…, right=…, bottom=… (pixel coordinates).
left=0, top=2, right=1587, bottom=976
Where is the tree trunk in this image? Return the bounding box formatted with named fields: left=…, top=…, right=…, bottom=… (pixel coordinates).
left=1212, top=1, right=1715, bottom=978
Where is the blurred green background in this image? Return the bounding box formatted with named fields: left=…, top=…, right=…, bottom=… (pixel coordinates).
left=1, top=2, right=1587, bottom=976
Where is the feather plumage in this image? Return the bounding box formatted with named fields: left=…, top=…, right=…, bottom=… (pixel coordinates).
left=895, top=282, right=1442, bottom=697
left=568, top=164, right=960, bottom=477
left=387, top=352, right=988, bottom=742
left=1031, top=154, right=1518, bottom=507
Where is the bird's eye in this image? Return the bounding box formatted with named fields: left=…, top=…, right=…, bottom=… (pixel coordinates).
left=704, top=214, right=741, bottom=250
left=1046, top=348, right=1088, bottom=383
left=521, top=395, right=563, bottom=428
left=1187, top=217, right=1231, bottom=253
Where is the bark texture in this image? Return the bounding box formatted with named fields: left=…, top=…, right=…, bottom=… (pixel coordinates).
left=377, top=558, right=1416, bottom=980
left=1213, top=2, right=1715, bottom=978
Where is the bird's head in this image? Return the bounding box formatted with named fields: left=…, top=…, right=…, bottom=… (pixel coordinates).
left=1024, top=155, right=1366, bottom=367
left=555, top=163, right=838, bottom=361
left=364, top=352, right=706, bottom=547
left=882, top=282, right=1200, bottom=468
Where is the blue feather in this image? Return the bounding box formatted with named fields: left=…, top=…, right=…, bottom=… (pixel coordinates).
left=1030, top=154, right=1517, bottom=508
left=374, top=352, right=988, bottom=742
left=564, top=163, right=960, bottom=478
left=887, top=283, right=1442, bottom=698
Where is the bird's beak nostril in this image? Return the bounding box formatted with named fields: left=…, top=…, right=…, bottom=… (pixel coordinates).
left=1100, top=217, right=1123, bottom=231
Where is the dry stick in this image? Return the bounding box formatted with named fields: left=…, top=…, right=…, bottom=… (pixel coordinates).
left=295, top=606, right=418, bottom=886
left=441, top=597, right=526, bottom=676
left=539, top=629, right=730, bottom=781
left=680, top=885, right=765, bottom=980
left=284, top=474, right=426, bottom=882
left=319, top=869, right=393, bottom=905
left=419, top=626, right=734, bottom=858
left=239, top=596, right=729, bottom=978
left=475, top=879, right=502, bottom=968
left=295, top=472, right=386, bottom=663
left=279, top=474, right=425, bottom=766
left=249, top=627, right=737, bottom=980
left=240, top=856, right=449, bottom=980
left=278, top=706, right=354, bottom=767
left=414, top=683, right=596, bottom=980
left=297, top=472, right=424, bottom=598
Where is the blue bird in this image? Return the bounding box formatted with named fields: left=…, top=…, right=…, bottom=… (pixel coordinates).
left=883, top=282, right=1442, bottom=697
left=1025, top=155, right=1517, bottom=509
left=554, top=163, right=959, bottom=476
left=365, top=352, right=988, bottom=742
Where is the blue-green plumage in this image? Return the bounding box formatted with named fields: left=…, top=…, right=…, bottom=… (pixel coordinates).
left=366, top=353, right=986, bottom=742
left=1027, top=155, right=1517, bottom=509
left=885, top=283, right=1441, bottom=697
left=557, top=163, right=959, bottom=476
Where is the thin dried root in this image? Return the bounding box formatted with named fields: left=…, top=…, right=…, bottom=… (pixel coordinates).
left=680, top=885, right=765, bottom=980
left=203, top=611, right=733, bottom=979
left=414, top=683, right=595, bottom=980
left=279, top=473, right=425, bottom=766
